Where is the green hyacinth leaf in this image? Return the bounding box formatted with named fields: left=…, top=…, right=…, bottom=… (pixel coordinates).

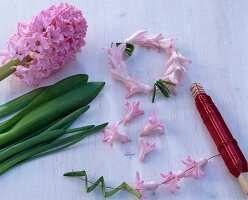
left=0, top=74, right=88, bottom=133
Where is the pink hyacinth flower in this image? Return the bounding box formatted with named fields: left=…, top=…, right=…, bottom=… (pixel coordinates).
left=159, top=37, right=177, bottom=50
left=124, top=30, right=148, bottom=45
left=141, top=33, right=164, bottom=52
left=135, top=171, right=159, bottom=199
left=155, top=64, right=184, bottom=96
left=124, top=30, right=164, bottom=52
left=7, top=37, right=29, bottom=61
left=159, top=64, right=184, bottom=85
left=124, top=101, right=144, bottom=126
left=161, top=171, right=180, bottom=194
left=141, top=109, right=164, bottom=136
left=182, top=156, right=208, bottom=178
left=27, top=32, right=50, bottom=52
left=0, top=3, right=87, bottom=86
left=104, top=43, right=126, bottom=67
left=102, top=120, right=131, bottom=147
left=125, top=72, right=153, bottom=99
left=109, top=62, right=129, bottom=83
left=138, top=138, right=155, bottom=162
left=104, top=43, right=130, bottom=83
left=165, top=50, right=192, bottom=69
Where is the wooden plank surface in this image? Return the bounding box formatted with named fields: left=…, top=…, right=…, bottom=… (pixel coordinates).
left=0, top=0, right=248, bottom=199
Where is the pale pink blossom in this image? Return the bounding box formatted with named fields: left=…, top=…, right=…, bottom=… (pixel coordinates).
left=104, top=43, right=126, bottom=67
left=159, top=37, right=177, bottom=50
left=161, top=171, right=180, bottom=194
left=141, top=109, right=164, bottom=136
left=47, top=26, right=64, bottom=44
left=32, top=11, right=51, bottom=35
left=155, top=64, right=184, bottom=95
left=102, top=120, right=131, bottom=147
left=138, top=138, right=155, bottom=162
left=157, top=64, right=184, bottom=85
left=110, top=62, right=129, bottom=83
left=125, top=72, right=153, bottom=99
left=15, top=22, right=32, bottom=36
left=142, top=33, right=164, bottom=52
left=0, top=3, right=87, bottom=86
left=135, top=171, right=159, bottom=199
left=166, top=50, right=192, bottom=69
left=124, top=101, right=144, bottom=125
left=7, top=37, right=29, bottom=61
left=28, top=32, right=50, bottom=52
left=124, top=30, right=164, bottom=52
left=15, top=64, right=45, bottom=86
left=104, top=43, right=130, bottom=83
left=182, top=156, right=208, bottom=178
left=124, top=30, right=147, bottom=45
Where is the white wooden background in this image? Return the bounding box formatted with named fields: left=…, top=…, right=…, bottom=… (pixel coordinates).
left=0, top=0, right=248, bottom=199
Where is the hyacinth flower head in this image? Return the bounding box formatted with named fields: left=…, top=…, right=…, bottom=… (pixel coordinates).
left=0, top=3, right=87, bottom=86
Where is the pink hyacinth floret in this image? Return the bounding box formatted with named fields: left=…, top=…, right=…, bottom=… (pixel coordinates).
left=158, top=37, right=177, bottom=50
left=124, top=30, right=147, bottom=45
left=124, top=101, right=144, bottom=126
left=141, top=109, right=164, bottom=136
left=125, top=72, right=153, bottom=99
left=182, top=156, right=208, bottom=178
left=165, top=50, right=192, bottom=69
left=138, top=138, right=155, bottom=162
left=104, top=43, right=129, bottom=83
left=0, top=3, right=87, bottom=86
left=102, top=120, right=131, bottom=147
left=135, top=171, right=159, bottom=199
left=124, top=30, right=164, bottom=52
left=160, top=171, right=181, bottom=194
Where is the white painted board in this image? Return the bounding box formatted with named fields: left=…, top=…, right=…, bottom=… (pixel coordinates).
left=0, top=0, right=248, bottom=199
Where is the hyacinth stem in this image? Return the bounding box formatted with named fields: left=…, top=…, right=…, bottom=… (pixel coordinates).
left=0, top=60, right=18, bottom=81
left=0, top=56, right=32, bottom=81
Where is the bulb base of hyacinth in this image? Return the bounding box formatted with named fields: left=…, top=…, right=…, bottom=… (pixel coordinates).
left=0, top=56, right=32, bottom=81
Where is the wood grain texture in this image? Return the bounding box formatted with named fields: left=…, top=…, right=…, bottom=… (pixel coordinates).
left=0, top=0, right=248, bottom=199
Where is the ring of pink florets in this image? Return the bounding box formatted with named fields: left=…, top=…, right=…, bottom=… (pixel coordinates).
left=0, top=3, right=87, bottom=86
left=104, top=30, right=192, bottom=99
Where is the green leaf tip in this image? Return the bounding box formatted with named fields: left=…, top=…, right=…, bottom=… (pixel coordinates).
left=63, top=170, right=141, bottom=198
